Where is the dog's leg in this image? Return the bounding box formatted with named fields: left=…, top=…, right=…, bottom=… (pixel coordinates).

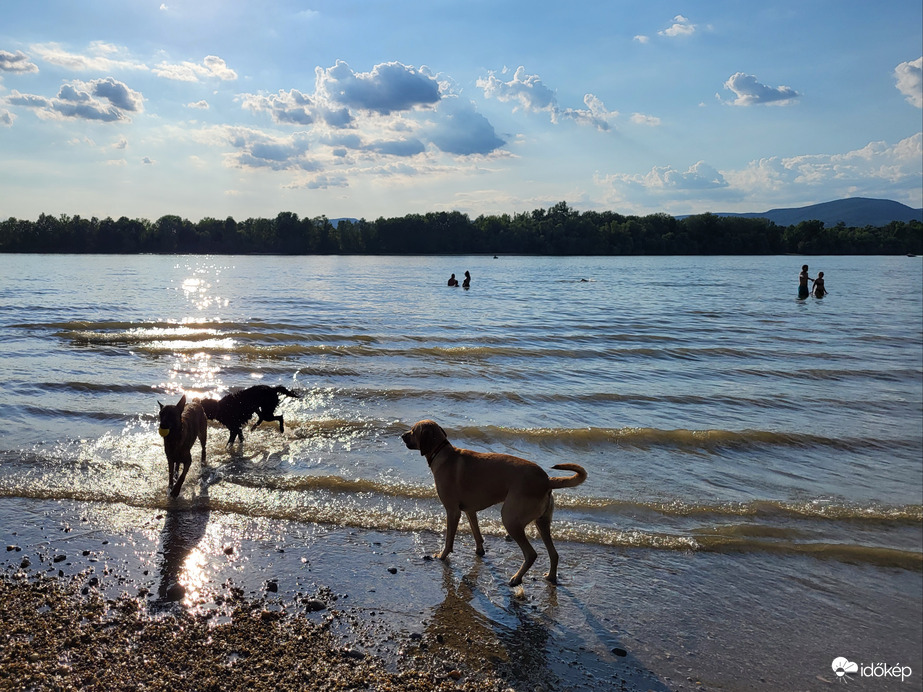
left=167, top=455, right=176, bottom=492
left=465, top=511, right=486, bottom=556
left=198, top=428, right=207, bottom=466
left=535, top=498, right=559, bottom=584
left=439, top=507, right=462, bottom=559
left=171, top=453, right=192, bottom=498
left=502, top=504, right=537, bottom=586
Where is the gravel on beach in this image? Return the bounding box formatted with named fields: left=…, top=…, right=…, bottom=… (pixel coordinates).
left=0, top=571, right=508, bottom=691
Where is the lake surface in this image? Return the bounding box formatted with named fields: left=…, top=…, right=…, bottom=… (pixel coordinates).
left=1, top=253, right=921, bottom=687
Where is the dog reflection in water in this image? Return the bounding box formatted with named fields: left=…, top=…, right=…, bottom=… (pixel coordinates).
left=158, top=394, right=207, bottom=498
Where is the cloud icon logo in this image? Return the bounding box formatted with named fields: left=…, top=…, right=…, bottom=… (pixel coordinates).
left=832, top=657, right=859, bottom=677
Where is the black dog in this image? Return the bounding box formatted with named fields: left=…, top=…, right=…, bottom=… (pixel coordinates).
left=199, top=385, right=300, bottom=446
left=158, top=394, right=207, bottom=498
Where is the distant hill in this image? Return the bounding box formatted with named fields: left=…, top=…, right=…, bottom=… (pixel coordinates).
left=330, top=217, right=359, bottom=227
left=698, top=198, right=923, bottom=227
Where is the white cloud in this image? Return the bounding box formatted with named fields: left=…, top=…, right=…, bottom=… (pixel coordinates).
left=238, top=61, right=506, bottom=163
left=722, top=72, right=800, bottom=106
left=631, top=112, right=661, bottom=126
left=633, top=35, right=650, bottom=44
left=314, top=60, right=440, bottom=115
left=659, top=15, right=695, bottom=38
left=894, top=57, right=922, bottom=108
left=0, top=109, right=13, bottom=126
left=0, top=50, right=38, bottom=73
left=426, top=96, right=505, bottom=155
left=8, top=77, right=143, bottom=122
left=240, top=89, right=319, bottom=125
left=187, top=100, right=209, bottom=109
left=30, top=42, right=147, bottom=72
left=478, top=66, right=619, bottom=131
left=606, top=161, right=727, bottom=193
left=216, top=125, right=316, bottom=172
left=153, top=55, right=237, bottom=82
left=599, top=134, right=922, bottom=211
left=142, top=156, right=154, bottom=164
left=478, top=66, right=556, bottom=113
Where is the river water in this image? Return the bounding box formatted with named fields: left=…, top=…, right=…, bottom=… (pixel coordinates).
left=1, top=253, right=920, bottom=688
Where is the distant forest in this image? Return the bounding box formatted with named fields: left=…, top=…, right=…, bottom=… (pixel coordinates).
left=1, top=202, right=920, bottom=255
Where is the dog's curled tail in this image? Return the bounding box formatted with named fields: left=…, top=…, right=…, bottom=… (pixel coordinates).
left=549, top=463, right=587, bottom=489
left=274, top=386, right=301, bottom=399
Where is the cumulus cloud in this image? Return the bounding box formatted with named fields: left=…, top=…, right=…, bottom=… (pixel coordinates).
left=0, top=50, right=38, bottom=73
left=722, top=72, right=800, bottom=106
left=894, top=57, right=922, bottom=108
left=314, top=60, right=440, bottom=115
left=427, top=96, right=505, bottom=155
left=30, top=42, right=146, bottom=72
left=219, top=126, right=316, bottom=171
left=600, top=134, right=922, bottom=210
left=8, top=77, right=143, bottom=122
left=633, top=35, right=650, bottom=44
left=478, top=66, right=556, bottom=113
left=608, top=161, right=728, bottom=193
left=659, top=15, right=696, bottom=38
left=0, top=109, right=13, bottom=126
left=236, top=60, right=505, bottom=167
left=187, top=100, right=209, bottom=109
left=478, top=66, right=618, bottom=131
left=240, top=89, right=319, bottom=125
left=154, top=55, right=237, bottom=82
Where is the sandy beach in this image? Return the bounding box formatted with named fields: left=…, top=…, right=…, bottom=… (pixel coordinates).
left=1, top=496, right=668, bottom=691
left=3, top=495, right=921, bottom=691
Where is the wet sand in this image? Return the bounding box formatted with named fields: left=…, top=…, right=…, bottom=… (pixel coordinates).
left=2, top=495, right=921, bottom=691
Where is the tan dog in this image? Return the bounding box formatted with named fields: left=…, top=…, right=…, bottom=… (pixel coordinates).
left=158, top=394, right=207, bottom=498
left=401, top=419, right=587, bottom=586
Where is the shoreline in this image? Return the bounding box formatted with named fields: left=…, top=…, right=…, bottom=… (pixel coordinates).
left=1, top=496, right=664, bottom=691
left=3, top=495, right=922, bottom=691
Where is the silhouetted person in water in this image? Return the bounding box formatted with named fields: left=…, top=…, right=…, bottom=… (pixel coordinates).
left=798, top=265, right=813, bottom=299
left=447, top=273, right=458, bottom=287
left=812, top=271, right=827, bottom=298
left=462, top=271, right=471, bottom=289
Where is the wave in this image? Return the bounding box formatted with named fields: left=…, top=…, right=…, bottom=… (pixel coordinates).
left=452, top=423, right=919, bottom=455
left=1, top=481, right=918, bottom=570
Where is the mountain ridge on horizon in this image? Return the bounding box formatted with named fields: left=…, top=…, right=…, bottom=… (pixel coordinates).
left=680, top=197, right=922, bottom=228
left=328, top=198, right=922, bottom=228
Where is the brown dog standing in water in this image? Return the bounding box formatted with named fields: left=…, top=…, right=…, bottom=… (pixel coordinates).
left=401, top=419, right=587, bottom=586
left=158, top=394, right=207, bottom=498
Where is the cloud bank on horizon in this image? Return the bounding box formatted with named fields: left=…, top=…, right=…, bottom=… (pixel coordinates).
left=0, top=2, right=920, bottom=222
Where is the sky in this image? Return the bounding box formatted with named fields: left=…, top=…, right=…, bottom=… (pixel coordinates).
left=1, top=1, right=921, bottom=223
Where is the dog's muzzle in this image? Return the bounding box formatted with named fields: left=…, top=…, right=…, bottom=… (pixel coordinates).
left=159, top=428, right=170, bottom=437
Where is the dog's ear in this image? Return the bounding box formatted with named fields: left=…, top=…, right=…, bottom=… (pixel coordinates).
left=177, top=394, right=186, bottom=410
left=158, top=401, right=164, bottom=410
left=417, top=420, right=446, bottom=457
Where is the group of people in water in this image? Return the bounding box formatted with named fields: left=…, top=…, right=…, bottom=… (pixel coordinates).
left=799, top=264, right=828, bottom=299
left=447, top=271, right=471, bottom=289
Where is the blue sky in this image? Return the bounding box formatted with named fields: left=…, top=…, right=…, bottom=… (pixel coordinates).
left=1, top=1, right=921, bottom=222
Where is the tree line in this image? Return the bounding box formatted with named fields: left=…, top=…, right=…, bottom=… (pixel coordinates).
left=1, top=202, right=920, bottom=255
